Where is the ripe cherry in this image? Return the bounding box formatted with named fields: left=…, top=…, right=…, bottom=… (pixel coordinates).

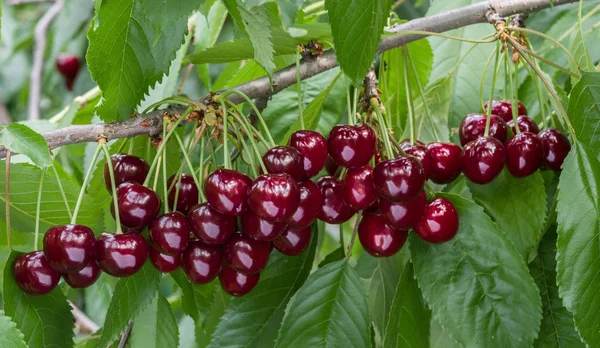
left=507, top=115, right=539, bottom=135
left=95, top=232, right=148, bottom=277
left=224, top=233, right=271, bottom=274
left=13, top=251, right=60, bottom=295
left=426, top=142, right=463, bottom=184
left=167, top=174, right=199, bottom=215
left=358, top=212, right=408, bottom=257
left=112, top=182, right=161, bottom=229
left=63, top=261, right=101, bottom=289
left=241, top=211, right=287, bottom=242
left=378, top=190, right=427, bottom=230
left=506, top=132, right=543, bottom=178
left=148, top=212, right=190, bottom=255
left=288, top=130, right=328, bottom=178
left=373, top=157, right=425, bottom=202
left=247, top=174, right=300, bottom=222
left=188, top=203, right=235, bottom=245
left=56, top=54, right=81, bottom=91
left=459, top=114, right=508, bottom=146
left=327, top=124, right=376, bottom=168
left=272, top=225, right=312, bottom=256
left=342, top=165, right=377, bottom=210
left=483, top=100, right=528, bottom=122
left=43, top=224, right=95, bottom=273
left=289, top=180, right=322, bottom=228
left=263, top=146, right=304, bottom=181
left=219, top=264, right=260, bottom=296
left=204, top=169, right=251, bottom=216
left=316, top=176, right=355, bottom=224
left=462, top=137, right=506, bottom=184
left=414, top=198, right=459, bottom=243
left=538, top=129, right=571, bottom=171
left=104, top=154, right=149, bottom=191
left=404, top=145, right=433, bottom=179
left=149, top=248, right=181, bottom=273
left=181, top=241, right=222, bottom=284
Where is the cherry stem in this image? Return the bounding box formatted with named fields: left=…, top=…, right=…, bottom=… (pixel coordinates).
left=160, top=120, right=170, bottom=213
left=198, top=136, right=207, bottom=202
left=173, top=132, right=203, bottom=195
left=503, top=51, right=509, bottom=101
left=392, top=30, right=497, bottom=44
left=228, top=109, right=268, bottom=175
left=4, top=151, right=11, bottom=250
left=338, top=224, right=345, bottom=251
left=347, top=210, right=363, bottom=258
left=507, top=51, right=520, bottom=134
left=523, top=41, right=547, bottom=129
left=100, top=142, right=123, bottom=234
left=168, top=124, right=207, bottom=198
left=33, top=168, right=46, bottom=250
left=371, top=99, right=395, bottom=159
left=484, top=42, right=501, bottom=138
left=127, top=137, right=135, bottom=155
left=219, top=100, right=232, bottom=169
left=224, top=99, right=271, bottom=148
left=230, top=118, right=258, bottom=177
left=352, top=89, right=359, bottom=124
left=505, top=27, right=579, bottom=69
left=219, top=90, right=276, bottom=147
left=346, top=84, right=353, bottom=125
left=51, top=164, right=72, bottom=220
left=71, top=144, right=103, bottom=225
left=153, top=155, right=162, bottom=192
left=402, top=54, right=416, bottom=145
left=296, top=46, right=305, bottom=130
left=479, top=46, right=498, bottom=112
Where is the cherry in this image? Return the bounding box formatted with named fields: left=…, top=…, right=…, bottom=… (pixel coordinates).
left=55, top=54, right=81, bottom=91
left=506, top=132, right=543, bottom=178
left=43, top=224, right=95, bottom=273
left=13, top=251, right=60, bottom=295
left=459, top=114, right=508, bottom=146
left=373, top=157, right=425, bottom=202
left=241, top=211, right=287, bottom=242
left=325, top=156, right=340, bottom=176
left=342, top=165, right=377, bottom=210
left=63, top=261, right=101, bottom=288
left=104, top=154, right=149, bottom=191
left=399, top=139, right=425, bottom=151
left=149, top=248, right=181, bottom=273
left=414, top=198, right=459, bottom=243
left=358, top=212, right=408, bottom=257
left=272, top=225, right=312, bottom=256
left=95, top=232, right=148, bottom=277
left=378, top=190, right=427, bottom=230
left=538, top=129, right=571, bottom=171
left=404, top=145, right=433, bottom=179
left=224, top=233, right=271, bottom=274
left=204, top=169, right=251, bottom=216
left=219, top=264, right=260, bottom=296
left=247, top=174, right=300, bottom=222
left=187, top=203, right=235, bottom=245
left=148, top=212, right=190, bottom=255
left=316, top=176, right=356, bottom=224
left=507, top=115, right=539, bottom=135
left=327, top=124, right=376, bottom=168
left=462, top=137, right=506, bottom=184
left=426, top=142, right=463, bottom=184
left=262, top=146, right=304, bottom=181
left=181, top=241, right=223, bottom=284
left=112, top=182, right=161, bottom=229
left=483, top=100, right=528, bottom=122
left=289, top=180, right=322, bottom=228
left=288, top=130, right=328, bottom=178
left=167, top=174, right=199, bottom=215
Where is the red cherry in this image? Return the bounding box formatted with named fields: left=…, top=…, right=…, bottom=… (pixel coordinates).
left=316, top=176, right=356, bottom=224
left=272, top=225, right=312, bottom=256
left=219, top=264, right=260, bottom=296
left=325, top=156, right=340, bottom=176
left=404, top=145, right=433, bottom=179
left=204, top=169, right=251, bottom=216
left=224, top=233, right=271, bottom=274
left=104, top=154, right=149, bottom=191
left=56, top=54, right=81, bottom=90
left=426, top=142, right=463, bottom=184
left=288, top=130, right=328, bottom=178
left=241, top=211, right=287, bottom=242
left=167, top=174, right=199, bottom=215
left=95, top=232, right=148, bottom=277
left=187, top=203, right=235, bottom=245
left=538, top=129, right=571, bottom=171
left=373, top=157, right=425, bottom=202
left=462, top=137, right=506, bottom=184
left=378, top=190, right=426, bottom=230
left=181, top=241, right=222, bottom=284
left=399, top=139, right=426, bottom=151
left=112, top=182, right=161, bottom=229
left=263, top=146, right=304, bottom=181
left=327, top=124, right=376, bottom=168
left=342, top=165, right=377, bottom=210
left=289, top=180, right=322, bottom=228
left=247, top=174, right=300, bottom=222
left=506, top=132, right=543, bottom=178
left=63, top=261, right=101, bottom=289
left=43, top=224, right=95, bottom=273
left=507, top=116, right=539, bottom=135
left=13, top=251, right=60, bottom=295
left=358, top=212, right=408, bottom=257
left=148, top=212, right=190, bottom=255
left=414, top=198, right=459, bottom=243
left=149, top=248, right=181, bottom=273
left=459, top=114, right=508, bottom=146
left=483, top=100, right=528, bottom=122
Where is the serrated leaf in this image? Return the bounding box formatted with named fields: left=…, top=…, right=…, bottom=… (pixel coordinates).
left=84, top=273, right=118, bottom=326
left=410, top=194, right=542, bottom=347
left=275, top=259, right=370, bottom=348
left=171, top=270, right=219, bottom=323
left=0, top=311, right=27, bottom=348
left=0, top=123, right=52, bottom=168
left=198, top=287, right=230, bottom=347
left=568, top=72, right=600, bottom=150
left=569, top=16, right=593, bottom=86
left=128, top=291, right=179, bottom=348
left=318, top=246, right=345, bottom=268
left=429, top=318, right=460, bottom=348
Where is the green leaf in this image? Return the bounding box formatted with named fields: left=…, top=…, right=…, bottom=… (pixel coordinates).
left=568, top=72, right=600, bottom=150
left=468, top=170, right=547, bottom=261
left=429, top=318, right=460, bottom=348
left=171, top=270, right=219, bottom=323
left=197, top=287, right=231, bottom=347
left=275, top=259, right=370, bottom=348
left=128, top=291, right=179, bottom=348
left=569, top=15, right=594, bottom=86
left=0, top=311, right=27, bottom=348
left=3, top=251, right=74, bottom=348
left=0, top=123, right=52, bottom=168
left=401, top=77, right=451, bottom=143
left=84, top=273, right=118, bottom=326
left=410, top=194, right=542, bottom=347
left=318, top=246, right=345, bottom=268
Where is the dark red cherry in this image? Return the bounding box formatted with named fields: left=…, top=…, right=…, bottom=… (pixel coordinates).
left=204, top=169, right=251, bottom=216
left=181, top=241, right=222, bottom=284
left=289, top=180, right=322, bottom=228
left=95, top=232, right=148, bottom=277
left=263, top=146, right=304, bottom=181
left=327, top=124, right=376, bottom=168
left=148, top=212, right=190, bottom=255
left=241, top=211, right=287, bottom=242
left=325, top=156, right=339, bottom=176
left=63, top=261, right=101, bottom=288
left=507, top=116, right=539, bottom=135
left=404, top=145, right=433, bottom=179
left=219, top=264, right=260, bottom=296
left=506, top=132, right=543, bottom=178
left=373, top=157, right=425, bottom=202
left=459, top=114, right=508, bottom=146
left=224, top=233, right=271, bottom=274
left=104, top=154, right=149, bottom=191
left=288, top=130, right=328, bottom=178
left=462, top=137, right=506, bottom=184
left=426, top=142, right=463, bottom=184
left=187, top=203, right=235, bottom=245
left=358, top=212, right=408, bottom=257
left=272, top=225, right=312, bottom=256
left=342, top=165, right=377, bottom=211
left=247, top=174, right=300, bottom=222
left=112, top=182, right=161, bottom=229
left=56, top=54, right=81, bottom=91
left=149, top=248, right=181, bottom=273
left=483, top=100, right=528, bottom=122
left=43, top=224, right=95, bottom=273
left=414, top=198, right=459, bottom=243
left=167, top=174, right=199, bottom=215
left=538, top=129, right=571, bottom=171
left=13, top=251, right=60, bottom=295
left=316, top=176, right=356, bottom=224
left=378, top=190, right=426, bottom=230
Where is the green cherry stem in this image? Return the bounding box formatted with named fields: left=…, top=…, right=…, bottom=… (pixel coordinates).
left=505, top=27, right=579, bottom=69
left=508, top=51, right=520, bottom=134
left=219, top=100, right=232, bottom=170
left=51, top=163, right=72, bottom=220
left=347, top=210, right=363, bottom=258
left=296, top=46, right=305, bottom=129
left=198, top=136, right=207, bottom=202
left=479, top=46, right=498, bottom=112
left=228, top=109, right=268, bottom=175
left=219, top=90, right=276, bottom=147
left=127, top=137, right=135, bottom=155
left=173, top=132, right=203, bottom=194
left=402, top=54, right=416, bottom=145
left=100, top=142, right=123, bottom=234
left=484, top=42, right=501, bottom=138
left=34, top=168, right=46, bottom=250
left=371, top=99, right=395, bottom=159
left=71, top=144, right=103, bottom=225
left=231, top=118, right=259, bottom=177
left=346, top=84, right=353, bottom=125
left=5, top=151, right=11, bottom=250
left=161, top=120, right=170, bottom=214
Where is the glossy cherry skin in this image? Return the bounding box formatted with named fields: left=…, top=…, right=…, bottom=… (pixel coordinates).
left=43, top=224, right=95, bottom=273
left=327, top=124, right=376, bottom=168
left=414, top=198, right=459, bottom=243
left=289, top=180, right=322, bottom=228
left=149, top=248, right=181, bottom=273
left=112, top=182, right=161, bottom=229
left=13, top=251, right=60, bottom=295
left=104, top=154, right=149, bottom=191
left=95, top=232, right=149, bottom=277
left=187, top=203, right=235, bottom=245
left=167, top=174, right=199, bottom=215
left=224, top=233, right=271, bottom=274
left=56, top=54, right=81, bottom=90
left=379, top=190, right=427, bottom=230
left=263, top=146, right=304, bottom=181
left=538, top=129, right=571, bottom=171
left=181, top=241, right=222, bottom=284
left=247, top=174, right=300, bottom=222
left=483, top=100, right=528, bottom=122
left=506, top=132, right=543, bottom=178
left=63, top=261, right=101, bottom=288
left=358, top=212, right=408, bottom=257
left=426, top=142, right=463, bottom=184
left=219, top=264, right=260, bottom=296
left=459, top=114, right=508, bottom=146
left=507, top=115, right=539, bottom=135
left=373, top=157, right=425, bottom=202
left=462, top=137, right=506, bottom=184
left=148, top=212, right=190, bottom=255
left=342, top=165, right=377, bottom=211
left=399, top=139, right=425, bottom=151
left=316, top=176, right=356, bottom=224
left=272, top=225, right=312, bottom=256
left=404, top=145, right=433, bottom=179
left=241, top=211, right=287, bottom=242
left=204, top=169, right=251, bottom=216
left=325, top=156, right=340, bottom=176
left=288, top=130, right=328, bottom=178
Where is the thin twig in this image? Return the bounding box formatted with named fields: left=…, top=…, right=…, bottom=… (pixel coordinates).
left=8, top=0, right=54, bottom=4
left=69, top=301, right=100, bottom=334
left=117, top=321, right=134, bottom=348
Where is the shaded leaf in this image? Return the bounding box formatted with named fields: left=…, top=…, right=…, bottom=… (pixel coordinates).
left=128, top=291, right=179, bottom=348
left=0, top=310, right=27, bottom=348
left=318, top=246, right=345, bottom=268
left=171, top=270, right=219, bottom=323
left=402, top=77, right=451, bottom=143
left=0, top=123, right=52, bottom=168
